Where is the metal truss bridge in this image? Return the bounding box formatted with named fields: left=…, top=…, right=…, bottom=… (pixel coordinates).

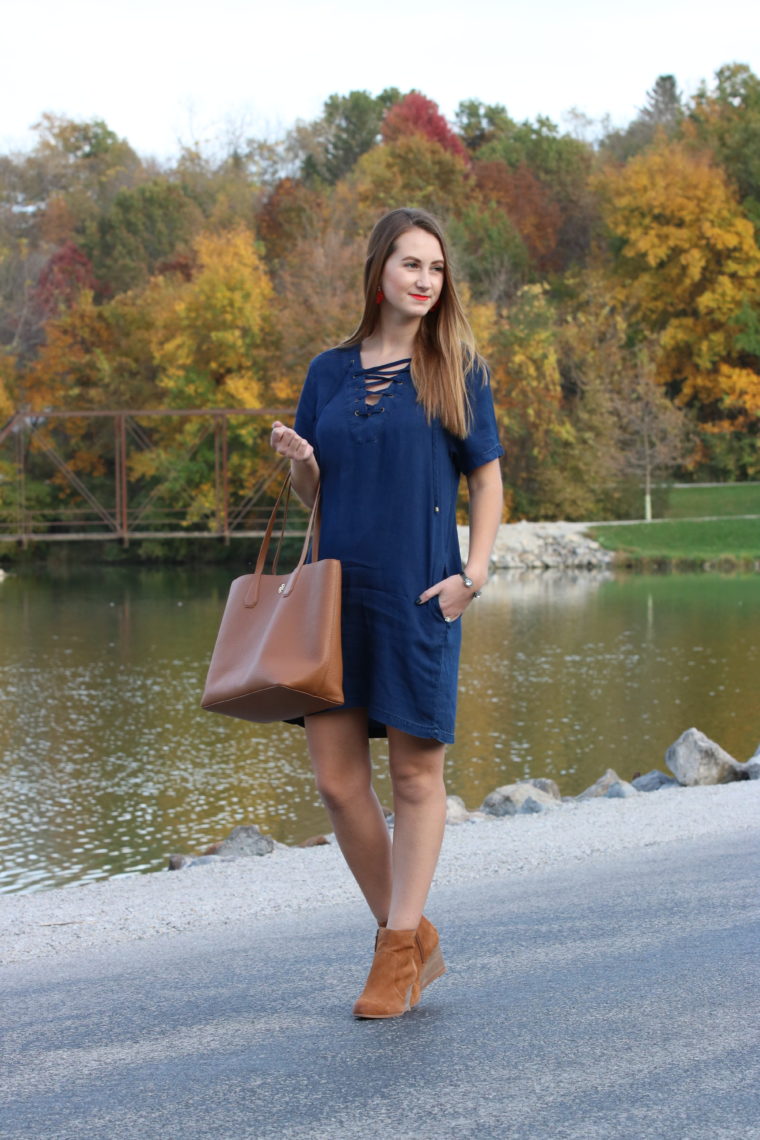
left=0, top=407, right=304, bottom=546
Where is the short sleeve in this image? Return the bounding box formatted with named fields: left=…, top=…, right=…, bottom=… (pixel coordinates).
left=449, top=362, right=504, bottom=475
left=293, top=359, right=320, bottom=461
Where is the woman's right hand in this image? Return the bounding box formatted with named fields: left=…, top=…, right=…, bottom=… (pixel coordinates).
left=270, top=421, right=314, bottom=462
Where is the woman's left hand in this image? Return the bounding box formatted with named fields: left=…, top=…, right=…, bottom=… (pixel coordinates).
left=416, top=575, right=478, bottom=622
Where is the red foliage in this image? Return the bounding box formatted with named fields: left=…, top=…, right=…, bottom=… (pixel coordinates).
left=154, top=252, right=196, bottom=281
left=475, top=161, right=562, bottom=271
left=257, top=178, right=323, bottom=265
left=34, top=243, right=96, bottom=315
left=381, top=93, right=468, bottom=161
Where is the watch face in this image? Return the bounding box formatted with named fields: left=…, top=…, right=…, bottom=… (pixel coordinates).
left=461, top=573, right=473, bottom=588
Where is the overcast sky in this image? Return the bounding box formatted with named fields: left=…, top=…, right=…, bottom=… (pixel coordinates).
left=3, top=0, right=759, bottom=159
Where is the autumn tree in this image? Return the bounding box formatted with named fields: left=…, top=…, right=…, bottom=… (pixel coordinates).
left=464, top=104, right=597, bottom=270
left=0, top=351, right=15, bottom=418
left=597, top=141, right=760, bottom=433
left=33, top=242, right=96, bottom=317
left=257, top=177, right=326, bottom=268
left=611, top=343, right=693, bottom=519
left=539, top=269, right=631, bottom=519
left=382, top=93, right=468, bottom=160
left=274, top=195, right=365, bottom=383
left=351, top=135, right=473, bottom=228
left=81, top=180, right=204, bottom=296
left=474, top=160, right=562, bottom=272
left=481, top=284, right=569, bottom=516
left=21, top=285, right=158, bottom=413
left=152, top=225, right=277, bottom=409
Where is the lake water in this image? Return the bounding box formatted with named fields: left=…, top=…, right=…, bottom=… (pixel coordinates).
left=1, top=566, right=758, bottom=894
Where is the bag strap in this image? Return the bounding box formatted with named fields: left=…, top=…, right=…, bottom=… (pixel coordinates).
left=271, top=477, right=292, bottom=576
left=244, top=475, right=322, bottom=608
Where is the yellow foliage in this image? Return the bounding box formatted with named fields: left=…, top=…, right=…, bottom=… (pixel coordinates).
left=153, top=225, right=276, bottom=408
left=0, top=353, right=16, bottom=418
left=597, top=142, right=760, bottom=425
left=485, top=284, right=568, bottom=459
left=458, top=283, right=497, bottom=356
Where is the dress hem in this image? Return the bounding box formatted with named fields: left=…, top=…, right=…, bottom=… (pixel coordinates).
left=285, top=700, right=454, bottom=745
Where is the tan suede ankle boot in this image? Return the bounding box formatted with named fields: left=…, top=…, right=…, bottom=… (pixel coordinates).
left=352, top=928, right=419, bottom=1019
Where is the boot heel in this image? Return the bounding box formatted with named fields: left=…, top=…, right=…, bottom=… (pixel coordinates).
left=419, top=941, right=445, bottom=989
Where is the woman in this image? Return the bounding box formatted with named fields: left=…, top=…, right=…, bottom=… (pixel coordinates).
left=270, top=207, right=503, bottom=1018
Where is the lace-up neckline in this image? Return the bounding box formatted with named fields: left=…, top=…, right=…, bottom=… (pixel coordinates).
left=355, top=357, right=411, bottom=409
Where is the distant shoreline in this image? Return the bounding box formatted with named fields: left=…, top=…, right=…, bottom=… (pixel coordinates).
left=464, top=518, right=760, bottom=573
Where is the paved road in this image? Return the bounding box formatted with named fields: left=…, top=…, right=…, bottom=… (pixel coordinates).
left=3, top=831, right=759, bottom=1140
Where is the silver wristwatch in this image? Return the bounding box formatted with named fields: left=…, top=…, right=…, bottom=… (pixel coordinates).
left=460, top=571, right=482, bottom=599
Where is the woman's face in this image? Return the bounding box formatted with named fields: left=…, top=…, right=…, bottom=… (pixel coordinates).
left=379, top=227, right=445, bottom=320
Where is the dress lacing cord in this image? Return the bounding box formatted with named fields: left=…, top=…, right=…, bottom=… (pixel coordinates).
left=354, top=358, right=411, bottom=415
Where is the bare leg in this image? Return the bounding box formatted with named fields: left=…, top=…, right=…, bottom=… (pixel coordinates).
left=386, top=726, right=447, bottom=930
left=305, top=708, right=393, bottom=924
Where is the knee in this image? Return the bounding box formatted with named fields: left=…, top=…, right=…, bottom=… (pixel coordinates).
left=391, top=764, right=444, bottom=806
left=314, top=771, right=370, bottom=814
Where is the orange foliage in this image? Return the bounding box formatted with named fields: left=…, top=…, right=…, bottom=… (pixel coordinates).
left=475, top=160, right=562, bottom=271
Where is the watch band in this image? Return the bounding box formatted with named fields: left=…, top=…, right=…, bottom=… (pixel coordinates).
left=460, top=570, right=482, bottom=599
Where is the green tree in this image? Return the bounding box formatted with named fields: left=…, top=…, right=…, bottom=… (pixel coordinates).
left=455, top=100, right=512, bottom=154
left=291, top=89, right=400, bottom=185
left=602, top=75, right=684, bottom=161
left=689, top=63, right=760, bottom=231
left=81, top=180, right=204, bottom=296
left=448, top=203, right=528, bottom=304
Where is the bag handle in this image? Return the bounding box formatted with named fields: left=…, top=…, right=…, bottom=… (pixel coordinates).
left=271, top=476, right=292, bottom=576
left=244, top=475, right=323, bottom=608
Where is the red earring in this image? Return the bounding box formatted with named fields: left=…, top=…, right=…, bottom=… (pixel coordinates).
left=376, top=288, right=384, bottom=304
left=431, top=298, right=441, bottom=311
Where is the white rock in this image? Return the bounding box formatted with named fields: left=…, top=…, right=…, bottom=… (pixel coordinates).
left=577, top=768, right=626, bottom=800
left=481, top=782, right=559, bottom=816
left=665, top=728, right=743, bottom=787
left=445, top=795, right=472, bottom=824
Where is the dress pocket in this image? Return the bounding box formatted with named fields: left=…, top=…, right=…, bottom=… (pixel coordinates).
left=428, top=595, right=459, bottom=626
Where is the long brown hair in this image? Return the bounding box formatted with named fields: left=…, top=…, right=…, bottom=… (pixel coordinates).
left=342, top=207, right=480, bottom=438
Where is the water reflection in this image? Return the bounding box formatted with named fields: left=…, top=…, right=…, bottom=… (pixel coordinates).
left=1, top=566, right=758, bottom=893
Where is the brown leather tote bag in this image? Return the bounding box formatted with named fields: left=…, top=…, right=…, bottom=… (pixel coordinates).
left=201, top=475, right=343, bottom=722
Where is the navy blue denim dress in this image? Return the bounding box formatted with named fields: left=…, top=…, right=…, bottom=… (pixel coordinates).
left=293, top=346, right=503, bottom=743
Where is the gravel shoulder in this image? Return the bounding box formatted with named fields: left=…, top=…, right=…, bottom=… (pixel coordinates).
left=2, top=780, right=758, bottom=968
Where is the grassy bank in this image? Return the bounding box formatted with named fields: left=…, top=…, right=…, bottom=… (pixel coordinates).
left=590, top=516, right=760, bottom=569
left=663, top=483, right=760, bottom=519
